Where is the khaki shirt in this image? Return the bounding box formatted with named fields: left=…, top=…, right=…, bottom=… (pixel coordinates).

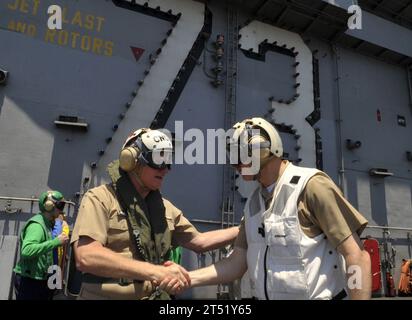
left=71, top=184, right=200, bottom=299
left=235, top=174, right=368, bottom=250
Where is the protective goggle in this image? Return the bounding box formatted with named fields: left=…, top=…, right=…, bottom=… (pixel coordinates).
left=226, top=142, right=263, bottom=166
left=54, top=201, right=66, bottom=211
left=143, top=149, right=173, bottom=170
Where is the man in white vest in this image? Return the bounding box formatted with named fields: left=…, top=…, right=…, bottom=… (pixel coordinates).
left=167, top=117, right=371, bottom=300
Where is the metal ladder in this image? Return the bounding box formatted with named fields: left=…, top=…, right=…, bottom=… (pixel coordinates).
left=407, top=66, right=412, bottom=111
left=217, top=5, right=239, bottom=300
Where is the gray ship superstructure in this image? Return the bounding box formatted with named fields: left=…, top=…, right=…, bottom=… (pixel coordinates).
left=0, top=0, right=411, bottom=299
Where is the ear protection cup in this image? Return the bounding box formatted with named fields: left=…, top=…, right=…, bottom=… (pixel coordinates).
left=119, top=147, right=140, bottom=172
left=248, top=135, right=273, bottom=172
left=248, top=135, right=271, bottom=160
left=44, top=193, right=55, bottom=212
left=119, top=129, right=147, bottom=172
left=44, top=196, right=54, bottom=212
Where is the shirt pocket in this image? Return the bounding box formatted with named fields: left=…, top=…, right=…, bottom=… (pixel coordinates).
left=107, top=211, right=130, bottom=250
left=265, top=220, right=287, bottom=246
left=265, top=217, right=302, bottom=258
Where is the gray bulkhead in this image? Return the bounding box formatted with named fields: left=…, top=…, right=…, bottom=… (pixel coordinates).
left=0, top=0, right=411, bottom=299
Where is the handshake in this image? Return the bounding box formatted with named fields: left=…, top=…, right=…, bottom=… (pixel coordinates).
left=152, top=261, right=192, bottom=296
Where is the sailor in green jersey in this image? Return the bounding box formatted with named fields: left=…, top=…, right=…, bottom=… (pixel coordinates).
left=14, top=190, right=69, bottom=300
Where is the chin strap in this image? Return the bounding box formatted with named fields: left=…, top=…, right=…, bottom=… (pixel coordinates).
left=130, top=167, right=151, bottom=193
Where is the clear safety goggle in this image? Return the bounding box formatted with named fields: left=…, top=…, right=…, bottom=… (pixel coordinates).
left=226, top=138, right=270, bottom=166
left=226, top=142, right=252, bottom=166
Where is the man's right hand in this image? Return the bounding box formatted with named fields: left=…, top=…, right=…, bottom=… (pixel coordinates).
left=153, top=261, right=191, bottom=295
left=57, top=232, right=69, bottom=245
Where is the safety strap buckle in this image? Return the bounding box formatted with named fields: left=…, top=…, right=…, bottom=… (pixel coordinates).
left=143, top=286, right=163, bottom=300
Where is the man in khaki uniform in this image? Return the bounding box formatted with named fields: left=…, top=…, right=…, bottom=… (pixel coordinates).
left=179, top=118, right=371, bottom=300
left=71, top=128, right=239, bottom=299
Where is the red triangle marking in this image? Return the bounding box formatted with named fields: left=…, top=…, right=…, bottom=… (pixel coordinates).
left=131, top=47, right=145, bottom=62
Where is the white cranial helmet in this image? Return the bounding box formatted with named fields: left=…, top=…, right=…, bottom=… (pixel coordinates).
left=227, top=117, right=283, bottom=166
left=120, top=128, right=173, bottom=171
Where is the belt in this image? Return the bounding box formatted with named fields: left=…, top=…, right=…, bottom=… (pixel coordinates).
left=81, top=274, right=169, bottom=300
left=332, top=289, right=347, bottom=300
left=82, top=273, right=143, bottom=286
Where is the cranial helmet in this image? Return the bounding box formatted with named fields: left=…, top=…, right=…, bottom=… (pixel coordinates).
left=119, top=128, right=173, bottom=172
left=227, top=117, right=283, bottom=167
left=39, top=190, right=65, bottom=213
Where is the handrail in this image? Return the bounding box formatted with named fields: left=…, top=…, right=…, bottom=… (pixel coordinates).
left=0, top=196, right=76, bottom=206
left=189, top=222, right=412, bottom=232
left=190, top=221, right=412, bottom=231
left=191, top=218, right=239, bottom=227
left=365, top=225, right=412, bottom=232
